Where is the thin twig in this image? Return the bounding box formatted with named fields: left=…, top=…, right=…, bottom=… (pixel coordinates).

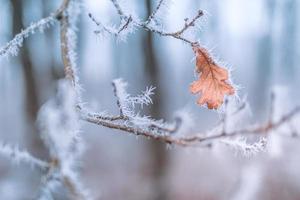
left=145, top=0, right=165, bottom=25
left=112, top=81, right=125, bottom=117
left=111, top=0, right=125, bottom=16
left=89, top=0, right=204, bottom=46
left=170, top=10, right=204, bottom=36
left=118, top=16, right=133, bottom=34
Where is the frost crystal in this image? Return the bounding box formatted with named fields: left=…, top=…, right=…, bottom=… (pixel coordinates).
left=110, top=78, right=174, bottom=133
left=112, top=78, right=154, bottom=117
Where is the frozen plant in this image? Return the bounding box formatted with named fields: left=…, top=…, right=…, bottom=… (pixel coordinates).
left=0, top=0, right=300, bottom=199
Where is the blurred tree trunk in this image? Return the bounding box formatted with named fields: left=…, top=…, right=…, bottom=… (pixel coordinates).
left=143, top=1, right=168, bottom=200
left=254, top=0, right=275, bottom=112
left=42, top=1, right=64, bottom=81
left=280, top=0, right=297, bottom=81
left=11, top=0, right=46, bottom=157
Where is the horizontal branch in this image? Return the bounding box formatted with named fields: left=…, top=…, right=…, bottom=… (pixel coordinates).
left=82, top=112, right=185, bottom=145
left=82, top=102, right=300, bottom=147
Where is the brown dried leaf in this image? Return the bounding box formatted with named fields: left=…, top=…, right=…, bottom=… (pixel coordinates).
left=190, top=45, right=235, bottom=109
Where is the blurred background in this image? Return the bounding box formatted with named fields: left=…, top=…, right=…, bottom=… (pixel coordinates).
left=0, top=0, right=300, bottom=199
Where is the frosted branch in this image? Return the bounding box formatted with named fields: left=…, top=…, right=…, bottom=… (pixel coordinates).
left=59, top=0, right=81, bottom=87
left=81, top=85, right=300, bottom=147
left=80, top=79, right=181, bottom=143
left=145, top=0, right=166, bottom=25
left=0, top=0, right=75, bottom=59
left=0, top=16, right=55, bottom=58
left=89, top=0, right=204, bottom=45
left=0, top=141, right=49, bottom=170
left=111, top=79, right=155, bottom=117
